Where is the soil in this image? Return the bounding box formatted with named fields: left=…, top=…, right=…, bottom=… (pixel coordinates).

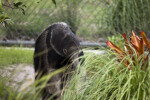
left=0, top=64, right=34, bottom=92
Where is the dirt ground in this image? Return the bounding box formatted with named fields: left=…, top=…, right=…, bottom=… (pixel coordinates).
left=0, top=64, right=34, bottom=92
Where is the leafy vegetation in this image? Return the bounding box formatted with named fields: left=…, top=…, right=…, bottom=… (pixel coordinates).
left=111, top=0, right=150, bottom=35
left=0, top=0, right=26, bottom=25
left=106, top=31, right=150, bottom=99
left=0, top=0, right=11, bottom=25
left=1, top=0, right=150, bottom=40
left=0, top=0, right=56, bottom=27
left=1, top=0, right=83, bottom=39
left=107, top=31, right=150, bottom=70
left=0, top=0, right=150, bottom=99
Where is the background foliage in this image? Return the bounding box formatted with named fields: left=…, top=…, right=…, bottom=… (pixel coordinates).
left=1, top=0, right=150, bottom=40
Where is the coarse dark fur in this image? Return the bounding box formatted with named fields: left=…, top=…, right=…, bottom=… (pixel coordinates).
left=34, top=22, right=84, bottom=100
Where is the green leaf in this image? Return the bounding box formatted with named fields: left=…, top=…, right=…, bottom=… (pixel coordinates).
left=0, top=0, right=3, bottom=13
left=52, top=0, right=56, bottom=5
left=22, top=4, right=26, bottom=8
left=13, top=2, right=23, bottom=8
left=20, top=8, right=25, bottom=15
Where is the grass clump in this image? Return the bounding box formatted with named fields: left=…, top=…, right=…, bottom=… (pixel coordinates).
left=63, top=49, right=150, bottom=100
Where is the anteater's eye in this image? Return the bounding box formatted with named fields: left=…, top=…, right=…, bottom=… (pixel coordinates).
left=63, top=49, right=67, bottom=54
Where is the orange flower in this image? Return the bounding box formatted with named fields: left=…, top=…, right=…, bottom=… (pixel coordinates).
left=107, top=30, right=150, bottom=70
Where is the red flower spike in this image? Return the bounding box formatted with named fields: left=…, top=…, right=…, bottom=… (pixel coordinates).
left=122, top=33, right=133, bottom=54
left=138, top=38, right=144, bottom=55
left=106, top=41, right=126, bottom=55
left=131, top=30, right=140, bottom=49
left=107, top=41, right=131, bottom=69
left=107, top=30, right=150, bottom=71
left=139, top=31, right=150, bottom=50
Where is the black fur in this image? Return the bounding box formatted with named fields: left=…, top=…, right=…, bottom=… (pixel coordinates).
left=34, top=22, right=84, bottom=100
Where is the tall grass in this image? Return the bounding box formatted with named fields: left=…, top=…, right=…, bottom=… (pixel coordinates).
left=0, top=48, right=150, bottom=99
left=63, top=50, right=150, bottom=100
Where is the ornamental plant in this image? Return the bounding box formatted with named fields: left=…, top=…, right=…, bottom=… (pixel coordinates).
left=107, top=30, right=150, bottom=71
left=105, top=31, right=150, bottom=99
